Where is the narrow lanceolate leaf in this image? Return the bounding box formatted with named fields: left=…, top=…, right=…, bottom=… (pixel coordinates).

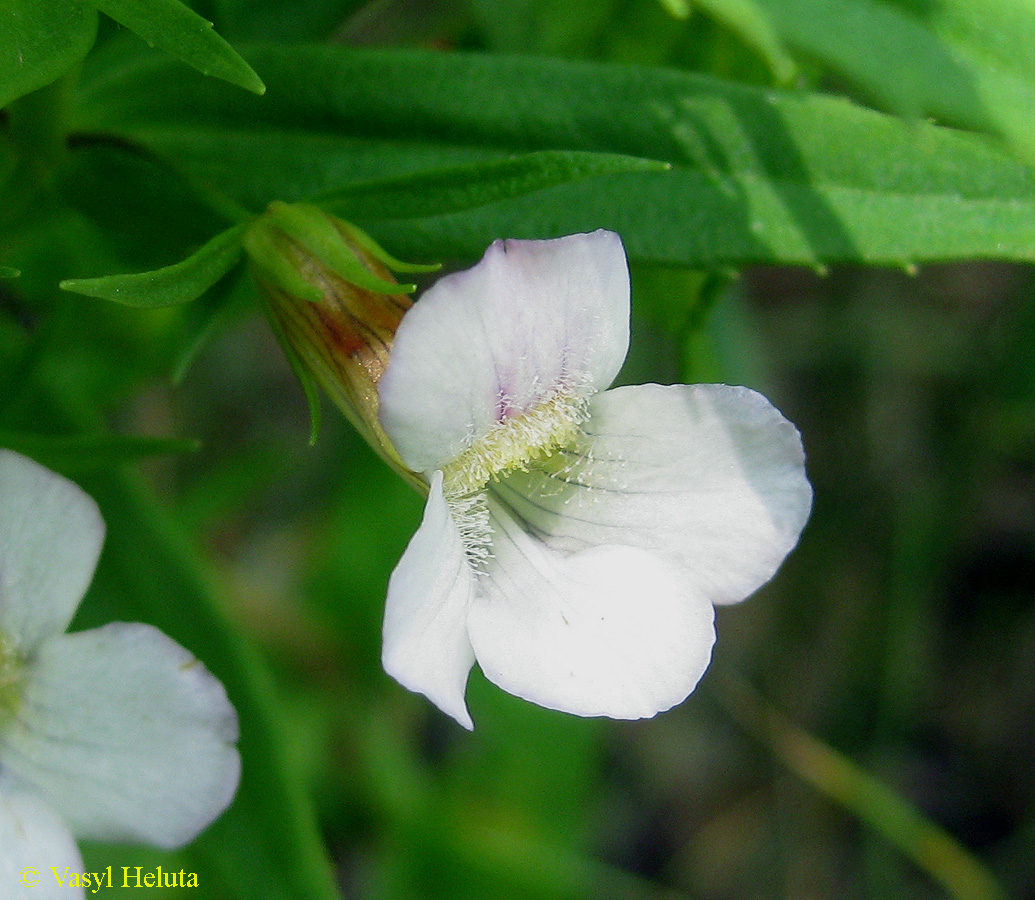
left=85, top=0, right=265, bottom=94
left=0, top=0, right=98, bottom=108
left=60, top=223, right=246, bottom=306
left=751, top=0, right=1035, bottom=165
left=313, top=150, right=670, bottom=221
left=691, top=0, right=796, bottom=83
left=74, top=47, right=1035, bottom=267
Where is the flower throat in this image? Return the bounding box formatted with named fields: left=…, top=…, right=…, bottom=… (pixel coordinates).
left=442, top=386, right=589, bottom=497
left=439, top=385, right=590, bottom=567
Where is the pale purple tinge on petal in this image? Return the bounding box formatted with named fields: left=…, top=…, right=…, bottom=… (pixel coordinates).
left=378, top=231, right=631, bottom=475
left=495, top=382, right=813, bottom=606
left=0, top=623, right=240, bottom=849
left=467, top=499, right=716, bottom=720
left=0, top=779, right=84, bottom=900
left=0, top=450, right=105, bottom=654
left=382, top=472, right=477, bottom=730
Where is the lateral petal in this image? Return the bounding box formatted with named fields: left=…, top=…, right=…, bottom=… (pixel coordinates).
left=382, top=472, right=477, bottom=729
left=495, top=383, right=812, bottom=605
left=0, top=451, right=105, bottom=653
left=0, top=782, right=83, bottom=900
left=0, top=624, right=240, bottom=849
left=468, top=500, right=715, bottom=719
left=378, top=231, right=630, bottom=474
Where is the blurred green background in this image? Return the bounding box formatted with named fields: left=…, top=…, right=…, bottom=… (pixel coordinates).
left=2, top=0, right=1034, bottom=898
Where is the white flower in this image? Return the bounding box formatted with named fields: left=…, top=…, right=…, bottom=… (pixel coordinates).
left=0, top=450, right=240, bottom=899
left=376, top=230, right=813, bottom=729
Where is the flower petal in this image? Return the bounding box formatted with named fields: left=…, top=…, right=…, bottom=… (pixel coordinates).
left=378, top=231, right=630, bottom=474
left=468, top=500, right=715, bottom=719
left=0, top=623, right=240, bottom=849
left=382, top=472, right=477, bottom=729
left=0, top=451, right=105, bottom=652
left=0, top=780, right=83, bottom=899
left=495, top=383, right=812, bottom=605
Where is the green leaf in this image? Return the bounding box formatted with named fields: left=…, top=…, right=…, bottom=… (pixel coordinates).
left=0, top=266, right=19, bottom=278
left=0, top=0, right=98, bottom=108
left=60, top=223, right=247, bottom=306
left=55, top=142, right=238, bottom=275
left=751, top=0, right=1035, bottom=164
left=689, top=0, right=796, bottom=83
left=73, top=47, right=1035, bottom=268
left=85, top=0, right=265, bottom=94
left=314, top=150, right=671, bottom=220
left=656, top=0, right=691, bottom=17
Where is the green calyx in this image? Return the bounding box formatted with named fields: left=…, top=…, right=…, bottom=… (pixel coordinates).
left=243, top=202, right=433, bottom=482
left=243, top=202, right=439, bottom=302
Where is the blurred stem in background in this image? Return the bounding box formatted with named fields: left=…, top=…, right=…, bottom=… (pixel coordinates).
left=722, top=677, right=1006, bottom=900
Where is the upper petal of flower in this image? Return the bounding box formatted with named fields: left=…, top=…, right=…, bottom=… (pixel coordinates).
left=467, top=499, right=715, bottom=719
left=0, top=623, right=240, bottom=849
left=382, top=472, right=477, bottom=729
left=495, top=383, right=812, bottom=605
left=0, top=781, right=83, bottom=899
left=378, top=231, right=630, bottom=475
left=0, top=451, right=105, bottom=653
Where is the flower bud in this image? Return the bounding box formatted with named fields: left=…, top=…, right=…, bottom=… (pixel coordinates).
left=244, top=202, right=437, bottom=483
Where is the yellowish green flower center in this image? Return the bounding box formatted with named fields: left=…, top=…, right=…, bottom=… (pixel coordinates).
left=441, top=388, right=590, bottom=498
left=0, top=629, right=23, bottom=722
left=440, top=387, right=590, bottom=567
